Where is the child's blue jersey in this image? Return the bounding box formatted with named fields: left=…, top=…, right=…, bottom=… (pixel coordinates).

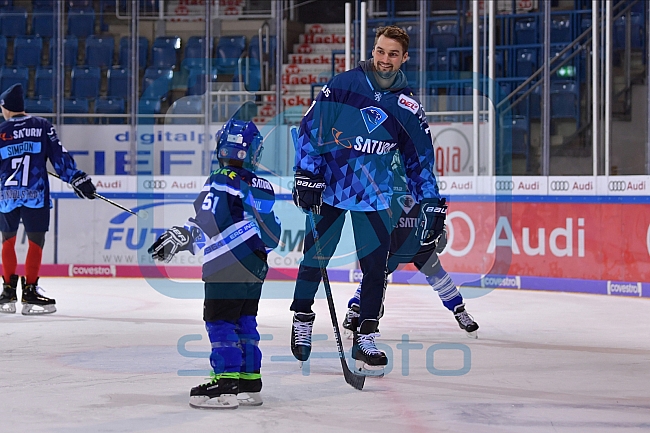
left=0, top=115, right=83, bottom=212
left=294, top=64, right=440, bottom=211
left=185, top=165, right=281, bottom=281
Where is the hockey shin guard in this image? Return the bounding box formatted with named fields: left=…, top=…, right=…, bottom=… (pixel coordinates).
left=425, top=267, right=463, bottom=312
left=206, top=321, right=241, bottom=374
left=236, top=315, right=262, bottom=374
left=25, top=240, right=43, bottom=285
left=2, top=235, right=17, bottom=281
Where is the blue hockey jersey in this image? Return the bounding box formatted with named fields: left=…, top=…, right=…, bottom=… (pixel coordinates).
left=0, top=115, right=83, bottom=212
left=185, top=165, right=281, bottom=282
left=294, top=61, right=440, bottom=211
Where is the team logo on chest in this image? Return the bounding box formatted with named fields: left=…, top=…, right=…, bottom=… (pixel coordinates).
left=396, top=194, right=416, bottom=214
left=360, top=106, right=388, bottom=134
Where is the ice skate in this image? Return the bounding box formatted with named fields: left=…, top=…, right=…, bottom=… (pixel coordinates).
left=352, top=319, right=387, bottom=377
left=21, top=277, right=56, bottom=315
left=189, top=373, right=239, bottom=409
left=291, top=312, right=315, bottom=363
left=238, top=372, right=263, bottom=406
left=0, top=275, right=18, bottom=314
left=454, top=304, right=479, bottom=338
left=342, top=304, right=359, bottom=339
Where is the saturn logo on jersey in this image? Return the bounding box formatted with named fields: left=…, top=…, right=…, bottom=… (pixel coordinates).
left=331, top=128, right=353, bottom=148
left=360, top=106, right=388, bottom=134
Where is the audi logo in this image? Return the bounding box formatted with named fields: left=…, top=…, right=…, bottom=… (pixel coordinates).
left=494, top=180, right=514, bottom=191
left=438, top=180, right=447, bottom=190
left=549, top=180, right=570, bottom=191
left=608, top=181, right=627, bottom=192
left=142, top=180, right=167, bottom=189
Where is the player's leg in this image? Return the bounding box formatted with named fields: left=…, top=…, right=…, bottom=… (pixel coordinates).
left=350, top=209, right=391, bottom=374
left=415, top=253, right=479, bottom=338
left=290, top=203, right=346, bottom=361
left=19, top=207, right=55, bottom=315
left=0, top=209, right=20, bottom=313
left=190, top=283, right=246, bottom=409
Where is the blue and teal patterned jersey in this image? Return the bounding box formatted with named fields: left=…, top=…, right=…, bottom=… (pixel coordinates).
left=294, top=63, right=440, bottom=211
left=0, top=115, right=83, bottom=212
left=184, top=165, right=281, bottom=281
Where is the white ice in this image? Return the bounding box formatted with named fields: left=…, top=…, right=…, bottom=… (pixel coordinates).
left=1, top=277, right=649, bottom=433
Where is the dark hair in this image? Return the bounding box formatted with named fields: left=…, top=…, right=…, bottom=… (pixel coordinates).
left=373, top=25, right=409, bottom=53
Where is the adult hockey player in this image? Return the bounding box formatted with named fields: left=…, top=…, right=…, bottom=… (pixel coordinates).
left=0, top=83, right=96, bottom=315
left=149, top=107, right=281, bottom=409
left=342, top=153, right=479, bottom=339
left=290, top=26, right=445, bottom=375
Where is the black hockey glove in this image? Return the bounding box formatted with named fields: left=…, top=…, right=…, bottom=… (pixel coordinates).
left=292, top=170, right=326, bottom=214
left=416, top=197, right=447, bottom=247
left=148, top=226, right=192, bottom=263
left=70, top=172, right=96, bottom=200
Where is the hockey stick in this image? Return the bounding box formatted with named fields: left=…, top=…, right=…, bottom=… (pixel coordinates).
left=308, top=210, right=365, bottom=391
left=47, top=171, right=148, bottom=219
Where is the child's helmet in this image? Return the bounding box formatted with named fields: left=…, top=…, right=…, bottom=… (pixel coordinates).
left=215, top=118, right=264, bottom=171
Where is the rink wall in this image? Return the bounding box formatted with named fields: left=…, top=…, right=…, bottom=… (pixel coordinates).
left=4, top=175, right=650, bottom=299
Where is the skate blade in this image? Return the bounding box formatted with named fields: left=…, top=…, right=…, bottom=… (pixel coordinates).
left=354, top=360, right=385, bottom=377
left=189, top=394, right=238, bottom=409
left=21, top=304, right=56, bottom=315
left=0, top=302, right=16, bottom=314
left=237, top=392, right=263, bottom=406
left=465, top=330, right=478, bottom=339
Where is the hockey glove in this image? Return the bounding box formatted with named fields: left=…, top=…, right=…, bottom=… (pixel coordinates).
left=70, top=172, right=96, bottom=200
left=148, top=226, right=193, bottom=263
left=292, top=170, right=326, bottom=214
left=416, top=198, right=447, bottom=246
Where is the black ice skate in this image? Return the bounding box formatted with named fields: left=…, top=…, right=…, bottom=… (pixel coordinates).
left=454, top=304, right=479, bottom=338
left=238, top=372, right=263, bottom=406
left=21, top=277, right=56, bottom=315
left=291, top=312, right=315, bottom=363
left=352, top=319, right=388, bottom=377
left=189, top=373, right=239, bottom=409
left=0, top=275, right=18, bottom=314
left=342, top=304, right=359, bottom=339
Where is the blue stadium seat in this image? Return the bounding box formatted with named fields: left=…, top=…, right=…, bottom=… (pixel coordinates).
left=248, top=35, right=276, bottom=68
left=63, top=97, right=89, bottom=124
left=463, top=19, right=485, bottom=46
left=151, top=36, right=180, bottom=69
left=119, top=36, right=148, bottom=69
left=32, top=11, right=55, bottom=38
left=32, top=0, right=53, bottom=9
left=49, top=36, right=79, bottom=68
left=107, top=67, right=129, bottom=98
left=502, top=115, right=530, bottom=171
left=137, top=97, right=161, bottom=125
left=516, top=48, right=538, bottom=77
left=68, top=0, right=93, bottom=8
left=142, top=67, right=173, bottom=99
left=0, top=7, right=27, bottom=37
left=35, top=67, right=54, bottom=98
left=234, top=58, right=261, bottom=92
left=428, top=21, right=458, bottom=53
left=186, top=66, right=217, bottom=96
left=615, top=12, right=644, bottom=49
left=550, top=80, right=578, bottom=120
left=168, top=95, right=204, bottom=124
left=215, top=35, right=247, bottom=74
left=24, top=97, right=53, bottom=114
left=71, top=66, right=101, bottom=98
left=0, top=0, right=12, bottom=9
left=551, top=14, right=572, bottom=44
left=182, top=36, right=209, bottom=70
left=13, top=36, right=43, bottom=68
left=0, top=36, right=6, bottom=67
left=95, top=97, right=126, bottom=124
left=67, top=8, right=95, bottom=38
left=85, top=35, right=115, bottom=69
left=0, top=66, right=29, bottom=92
left=514, top=17, right=537, bottom=45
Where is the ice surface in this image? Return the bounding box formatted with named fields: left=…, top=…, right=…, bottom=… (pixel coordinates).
left=1, top=278, right=649, bottom=433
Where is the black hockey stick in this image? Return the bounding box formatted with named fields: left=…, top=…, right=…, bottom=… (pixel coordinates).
left=308, top=210, right=365, bottom=391
left=47, top=171, right=148, bottom=219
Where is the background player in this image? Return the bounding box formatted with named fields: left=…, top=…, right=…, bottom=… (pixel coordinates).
left=149, top=108, right=281, bottom=409
left=0, top=83, right=96, bottom=315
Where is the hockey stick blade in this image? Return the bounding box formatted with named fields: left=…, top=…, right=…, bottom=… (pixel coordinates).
left=48, top=171, right=147, bottom=218
left=308, top=211, right=365, bottom=391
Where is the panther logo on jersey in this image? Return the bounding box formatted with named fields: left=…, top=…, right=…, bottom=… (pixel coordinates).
left=360, top=106, right=388, bottom=134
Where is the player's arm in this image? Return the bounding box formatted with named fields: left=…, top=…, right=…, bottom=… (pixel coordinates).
left=246, top=178, right=281, bottom=251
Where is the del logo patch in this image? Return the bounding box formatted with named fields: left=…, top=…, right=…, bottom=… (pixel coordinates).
left=398, top=94, right=419, bottom=114
left=360, top=106, right=388, bottom=134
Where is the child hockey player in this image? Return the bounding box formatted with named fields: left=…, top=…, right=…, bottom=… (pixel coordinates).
left=343, top=152, right=479, bottom=340
left=148, top=106, right=280, bottom=409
